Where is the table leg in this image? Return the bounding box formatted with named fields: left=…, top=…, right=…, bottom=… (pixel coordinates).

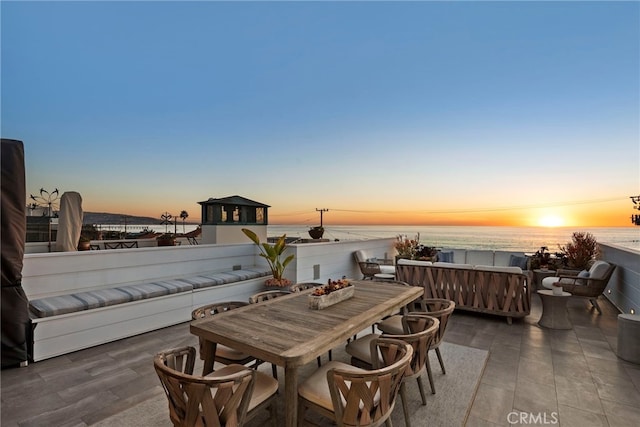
left=284, top=365, right=299, bottom=427
left=201, top=341, right=217, bottom=376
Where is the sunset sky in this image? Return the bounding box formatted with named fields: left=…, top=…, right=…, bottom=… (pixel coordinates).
left=2, top=1, right=638, bottom=228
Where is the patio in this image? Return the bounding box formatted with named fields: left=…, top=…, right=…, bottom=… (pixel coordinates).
left=2, top=292, right=639, bottom=427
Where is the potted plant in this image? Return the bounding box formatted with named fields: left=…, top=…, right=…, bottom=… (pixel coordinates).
left=156, top=233, right=176, bottom=247
left=308, top=226, right=324, bottom=239
left=394, top=234, right=420, bottom=262
left=242, top=228, right=295, bottom=287
left=558, top=231, right=599, bottom=271
left=77, top=235, right=91, bottom=251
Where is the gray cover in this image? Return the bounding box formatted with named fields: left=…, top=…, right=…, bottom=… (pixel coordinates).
left=1, top=139, right=31, bottom=367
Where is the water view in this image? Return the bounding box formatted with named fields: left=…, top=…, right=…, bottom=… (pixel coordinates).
left=94, top=223, right=640, bottom=252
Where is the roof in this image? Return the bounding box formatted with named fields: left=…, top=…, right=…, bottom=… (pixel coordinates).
left=198, top=195, right=270, bottom=208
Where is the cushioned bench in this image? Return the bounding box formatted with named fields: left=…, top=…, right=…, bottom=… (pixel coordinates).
left=29, top=267, right=270, bottom=319
left=28, top=266, right=271, bottom=361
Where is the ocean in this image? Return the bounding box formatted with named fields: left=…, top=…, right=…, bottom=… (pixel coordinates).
left=95, top=223, right=640, bottom=253
left=268, top=225, right=640, bottom=253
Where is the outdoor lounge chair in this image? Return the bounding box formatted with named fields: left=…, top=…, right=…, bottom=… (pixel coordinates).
left=353, top=250, right=395, bottom=280
left=541, top=260, right=616, bottom=314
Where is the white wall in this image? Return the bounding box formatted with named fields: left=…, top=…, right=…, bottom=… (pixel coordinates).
left=600, top=243, right=640, bottom=315
left=283, top=238, right=396, bottom=284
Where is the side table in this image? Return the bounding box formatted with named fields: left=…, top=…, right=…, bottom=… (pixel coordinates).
left=538, top=290, right=572, bottom=329
left=533, top=269, right=556, bottom=291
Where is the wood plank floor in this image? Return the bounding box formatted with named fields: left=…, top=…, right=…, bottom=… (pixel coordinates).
left=2, top=293, right=639, bottom=427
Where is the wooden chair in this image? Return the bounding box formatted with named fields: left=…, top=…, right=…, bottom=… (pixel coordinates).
left=289, top=282, right=322, bottom=292
left=248, top=290, right=292, bottom=304
left=297, top=337, right=413, bottom=427
left=154, top=346, right=278, bottom=427
left=346, top=314, right=440, bottom=427
left=192, top=302, right=254, bottom=364
left=377, top=298, right=455, bottom=394
left=192, top=302, right=265, bottom=376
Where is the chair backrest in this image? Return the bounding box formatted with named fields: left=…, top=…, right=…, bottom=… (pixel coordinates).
left=406, top=298, right=455, bottom=348
left=191, top=301, right=250, bottom=361
left=249, top=290, right=292, bottom=304
left=588, top=261, right=614, bottom=280
left=353, top=250, right=369, bottom=263
left=379, top=314, right=439, bottom=378
left=191, top=301, right=249, bottom=320
left=290, top=282, right=322, bottom=292
left=327, top=338, right=413, bottom=427
left=565, top=262, right=616, bottom=298
left=154, top=346, right=256, bottom=427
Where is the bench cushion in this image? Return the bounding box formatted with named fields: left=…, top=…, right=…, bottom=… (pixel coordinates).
left=29, top=266, right=271, bottom=318
left=30, top=281, right=193, bottom=318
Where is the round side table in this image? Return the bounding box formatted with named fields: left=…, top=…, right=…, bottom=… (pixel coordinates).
left=537, top=290, right=572, bottom=330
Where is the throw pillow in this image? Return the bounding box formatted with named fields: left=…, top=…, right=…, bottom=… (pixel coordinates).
left=437, top=251, right=454, bottom=263
left=509, top=255, right=529, bottom=270
left=576, top=269, right=590, bottom=285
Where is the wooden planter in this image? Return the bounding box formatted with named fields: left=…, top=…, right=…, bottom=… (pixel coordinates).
left=308, top=285, right=354, bottom=310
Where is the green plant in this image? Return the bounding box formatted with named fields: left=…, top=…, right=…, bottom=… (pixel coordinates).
left=558, top=232, right=599, bottom=270
left=242, top=228, right=294, bottom=285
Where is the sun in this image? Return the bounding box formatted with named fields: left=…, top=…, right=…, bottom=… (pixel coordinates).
left=538, top=215, right=565, bottom=227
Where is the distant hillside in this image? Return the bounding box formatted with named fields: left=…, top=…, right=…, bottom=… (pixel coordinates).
left=82, top=212, right=163, bottom=225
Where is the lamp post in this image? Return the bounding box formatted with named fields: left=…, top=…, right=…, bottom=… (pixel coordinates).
left=29, top=188, right=60, bottom=252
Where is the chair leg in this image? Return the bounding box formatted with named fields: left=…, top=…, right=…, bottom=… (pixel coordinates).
left=297, top=400, right=306, bottom=427
left=271, top=363, right=278, bottom=380
left=399, top=383, right=411, bottom=427
left=317, top=356, right=322, bottom=367
left=328, top=349, right=332, bottom=361
left=269, top=399, right=278, bottom=427
left=416, top=375, right=427, bottom=405
left=426, top=357, right=436, bottom=394
left=590, top=298, right=603, bottom=314
left=435, top=347, right=446, bottom=375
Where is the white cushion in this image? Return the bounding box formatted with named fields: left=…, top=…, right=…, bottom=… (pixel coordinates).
left=589, top=261, right=610, bottom=279
left=433, top=262, right=474, bottom=270
left=542, top=276, right=576, bottom=289
left=207, top=364, right=278, bottom=411
left=377, top=315, right=404, bottom=335
left=354, top=250, right=368, bottom=263
left=297, top=361, right=367, bottom=411
left=473, top=265, right=523, bottom=274
left=345, top=333, right=380, bottom=365
left=465, top=250, right=495, bottom=266
left=397, top=259, right=432, bottom=266
left=379, top=265, right=396, bottom=275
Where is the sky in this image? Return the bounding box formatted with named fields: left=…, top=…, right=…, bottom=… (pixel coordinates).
left=2, top=1, right=639, bottom=228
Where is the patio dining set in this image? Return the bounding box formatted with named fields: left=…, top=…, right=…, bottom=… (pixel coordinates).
left=154, top=280, right=456, bottom=427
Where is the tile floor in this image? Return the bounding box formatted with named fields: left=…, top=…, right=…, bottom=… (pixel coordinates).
left=2, top=292, right=639, bottom=427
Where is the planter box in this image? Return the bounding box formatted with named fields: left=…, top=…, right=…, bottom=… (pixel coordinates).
left=308, top=285, right=354, bottom=310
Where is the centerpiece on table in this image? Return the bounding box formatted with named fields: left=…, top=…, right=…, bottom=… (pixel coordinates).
left=308, top=278, right=354, bottom=310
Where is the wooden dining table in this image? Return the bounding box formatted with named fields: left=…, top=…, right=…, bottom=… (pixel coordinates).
left=190, top=279, right=423, bottom=427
